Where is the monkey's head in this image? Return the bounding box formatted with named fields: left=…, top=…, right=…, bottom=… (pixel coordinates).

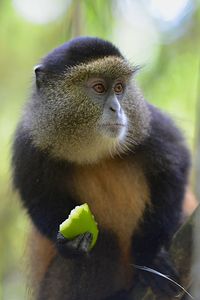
left=23, top=37, right=150, bottom=164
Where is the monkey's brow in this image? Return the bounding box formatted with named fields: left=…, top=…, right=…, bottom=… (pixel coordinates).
left=65, top=71, right=133, bottom=86
left=64, top=67, right=135, bottom=84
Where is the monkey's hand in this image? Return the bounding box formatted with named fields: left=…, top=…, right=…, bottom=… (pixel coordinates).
left=135, top=248, right=180, bottom=298
left=56, top=231, right=93, bottom=259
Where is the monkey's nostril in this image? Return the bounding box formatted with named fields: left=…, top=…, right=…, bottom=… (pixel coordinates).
left=110, top=106, right=116, bottom=112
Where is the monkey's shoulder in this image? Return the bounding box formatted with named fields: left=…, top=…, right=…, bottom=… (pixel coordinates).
left=137, top=104, right=190, bottom=174
left=12, top=125, right=74, bottom=212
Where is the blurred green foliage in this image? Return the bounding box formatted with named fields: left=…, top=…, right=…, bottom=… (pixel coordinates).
left=0, top=0, right=199, bottom=299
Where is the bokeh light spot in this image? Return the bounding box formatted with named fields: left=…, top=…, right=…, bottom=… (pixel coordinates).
left=12, top=0, right=71, bottom=24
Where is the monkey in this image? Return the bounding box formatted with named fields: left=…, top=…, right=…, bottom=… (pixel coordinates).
left=12, top=36, right=190, bottom=300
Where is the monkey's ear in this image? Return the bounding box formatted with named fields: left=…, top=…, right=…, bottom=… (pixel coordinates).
left=34, top=64, right=46, bottom=88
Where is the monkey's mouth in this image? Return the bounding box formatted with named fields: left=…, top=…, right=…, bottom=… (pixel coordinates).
left=99, top=123, right=126, bottom=139
left=101, top=123, right=125, bottom=128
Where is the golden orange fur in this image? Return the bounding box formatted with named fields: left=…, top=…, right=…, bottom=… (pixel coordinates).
left=71, top=157, right=150, bottom=283
left=28, top=225, right=56, bottom=296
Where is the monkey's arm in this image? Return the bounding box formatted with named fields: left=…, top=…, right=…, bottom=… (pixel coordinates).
left=12, top=127, right=79, bottom=245
left=131, top=105, right=190, bottom=294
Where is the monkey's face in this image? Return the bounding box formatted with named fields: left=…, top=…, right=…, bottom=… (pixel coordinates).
left=26, top=57, right=150, bottom=164
left=84, top=76, right=128, bottom=140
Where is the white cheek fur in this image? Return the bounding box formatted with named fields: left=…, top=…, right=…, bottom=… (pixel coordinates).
left=118, top=112, right=128, bottom=141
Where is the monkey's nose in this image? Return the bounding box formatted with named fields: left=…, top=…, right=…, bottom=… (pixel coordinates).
left=109, top=97, right=121, bottom=114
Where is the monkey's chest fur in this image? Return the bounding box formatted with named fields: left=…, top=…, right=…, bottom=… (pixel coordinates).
left=30, top=157, right=150, bottom=291
left=71, top=158, right=150, bottom=267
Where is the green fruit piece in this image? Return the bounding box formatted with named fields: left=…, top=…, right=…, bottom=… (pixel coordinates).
left=59, top=203, right=99, bottom=250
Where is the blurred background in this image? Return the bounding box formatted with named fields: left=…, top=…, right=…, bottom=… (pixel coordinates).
left=0, top=0, right=200, bottom=299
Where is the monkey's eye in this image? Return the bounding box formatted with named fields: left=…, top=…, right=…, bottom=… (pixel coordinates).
left=114, top=83, right=124, bottom=94
left=92, top=83, right=106, bottom=94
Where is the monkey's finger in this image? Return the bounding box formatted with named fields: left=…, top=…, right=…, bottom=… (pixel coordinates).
left=56, top=232, right=93, bottom=259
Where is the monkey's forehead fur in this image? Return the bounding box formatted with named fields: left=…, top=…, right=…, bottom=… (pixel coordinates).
left=61, top=56, right=135, bottom=83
